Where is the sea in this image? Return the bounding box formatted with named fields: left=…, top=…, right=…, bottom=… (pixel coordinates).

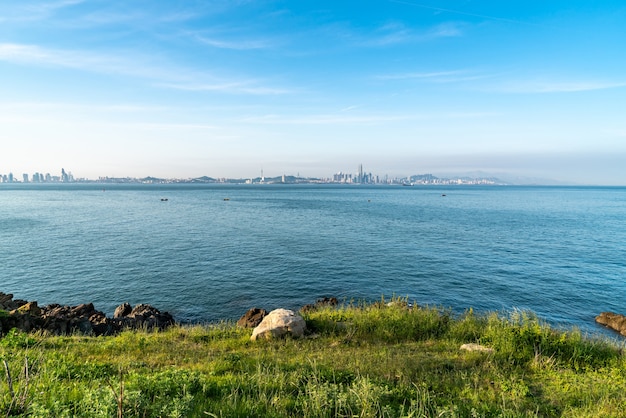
left=1, top=183, right=625, bottom=337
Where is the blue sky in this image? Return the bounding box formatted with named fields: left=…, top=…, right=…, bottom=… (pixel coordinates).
left=1, top=1, right=625, bottom=184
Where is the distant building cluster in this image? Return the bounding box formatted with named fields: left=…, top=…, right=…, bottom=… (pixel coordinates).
left=0, top=164, right=502, bottom=186
left=329, top=165, right=498, bottom=185
left=0, top=168, right=75, bottom=183
left=332, top=164, right=382, bottom=184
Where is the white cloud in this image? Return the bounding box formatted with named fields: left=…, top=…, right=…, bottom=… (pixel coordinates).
left=0, top=0, right=84, bottom=23
left=376, top=70, right=467, bottom=80
left=157, top=82, right=292, bottom=95
left=362, top=21, right=462, bottom=47
left=387, top=0, right=546, bottom=28
left=196, top=35, right=275, bottom=50
left=26, top=0, right=84, bottom=13
left=495, top=79, right=626, bottom=94
left=238, top=111, right=492, bottom=125
left=0, top=43, right=151, bottom=76
left=0, top=43, right=289, bottom=95
left=374, top=69, right=493, bottom=85
left=425, top=22, right=463, bottom=39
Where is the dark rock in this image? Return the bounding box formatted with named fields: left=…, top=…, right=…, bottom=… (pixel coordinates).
left=39, top=303, right=106, bottom=335
left=318, top=297, right=338, bottom=306
left=0, top=292, right=12, bottom=305
left=71, top=303, right=97, bottom=317
left=596, top=312, right=626, bottom=337
left=301, top=297, right=339, bottom=313
left=12, top=301, right=42, bottom=317
left=114, top=302, right=132, bottom=318
left=130, top=303, right=159, bottom=318
left=237, top=308, right=268, bottom=328
left=0, top=292, right=28, bottom=312
left=123, top=303, right=175, bottom=330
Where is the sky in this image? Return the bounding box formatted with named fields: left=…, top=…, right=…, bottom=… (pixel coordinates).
left=1, top=1, right=625, bottom=184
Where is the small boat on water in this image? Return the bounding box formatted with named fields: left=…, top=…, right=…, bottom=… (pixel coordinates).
left=160, top=198, right=168, bottom=201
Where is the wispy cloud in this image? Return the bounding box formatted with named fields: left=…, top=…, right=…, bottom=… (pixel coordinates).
left=26, top=0, right=84, bottom=14
left=0, top=101, right=172, bottom=113
left=0, top=43, right=178, bottom=81
left=0, top=43, right=47, bottom=62
left=239, top=111, right=492, bottom=125
left=375, top=71, right=621, bottom=93
left=196, top=35, right=275, bottom=50
left=375, top=69, right=490, bottom=84
left=376, top=70, right=466, bottom=81
left=116, top=122, right=219, bottom=131
left=362, top=21, right=462, bottom=47
left=5, top=1, right=219, bottom=32
left=0, top=43, right=289, bottom=95
left=366, top=22, right=413, bottom=46
left=157, top=82, right=291, bottom=95
left=80, top=7, right=201, bottom=27
left=428, top=22, right=463, bottom=38
left=495, top=79, right=626, bottom=94
left=0, top=0, right=84, bottom=22
left=339, top=105, right=360, bottom=112
left=387, top=0, right=547, bottom=28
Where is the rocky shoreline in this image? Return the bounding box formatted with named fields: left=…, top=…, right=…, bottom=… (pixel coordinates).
left=0, top=292, right=339, bottom=338
left=2, top=291, right=625, bottom=339
left=0, top=292, right=174, bottom=336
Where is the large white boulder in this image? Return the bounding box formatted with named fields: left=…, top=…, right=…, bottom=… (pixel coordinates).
left=250, top=308, right=306, bottom=341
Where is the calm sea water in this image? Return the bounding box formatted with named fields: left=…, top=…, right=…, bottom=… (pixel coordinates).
left=1, top=184, right=625, bottom=336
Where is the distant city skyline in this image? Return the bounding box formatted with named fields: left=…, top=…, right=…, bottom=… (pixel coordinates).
left=3, top=163, right=612, bottom=186
left=0, top=165, right=502, bottom=185
left=1, top=1, right=626, bottom=185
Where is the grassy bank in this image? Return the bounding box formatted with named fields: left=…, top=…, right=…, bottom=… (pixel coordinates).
left=1, top=299, right=625, bottom=417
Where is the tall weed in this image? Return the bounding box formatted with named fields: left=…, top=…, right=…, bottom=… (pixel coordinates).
left=481, top=311, right=620, bottom=369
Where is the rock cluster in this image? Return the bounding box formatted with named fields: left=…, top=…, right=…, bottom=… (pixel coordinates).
left=595, top=312, right=626, bottom=337
left=1, top=292, right=174, bottom=336
left=238, top=297, right=341, bottom=341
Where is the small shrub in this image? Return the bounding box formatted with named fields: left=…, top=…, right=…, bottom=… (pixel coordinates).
left=0, top=328, right=38, bottom=349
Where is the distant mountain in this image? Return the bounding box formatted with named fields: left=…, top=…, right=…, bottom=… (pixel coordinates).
left=190, top=176, right=216, bottom=183
left=140, top=176, right=164, bottom=183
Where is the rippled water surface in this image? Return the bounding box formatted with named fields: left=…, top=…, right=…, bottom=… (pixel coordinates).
left=2, top=184, right=625, bottom=335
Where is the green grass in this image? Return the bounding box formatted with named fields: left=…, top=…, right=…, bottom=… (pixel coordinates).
left=1, top=299, right=625, bottom=417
